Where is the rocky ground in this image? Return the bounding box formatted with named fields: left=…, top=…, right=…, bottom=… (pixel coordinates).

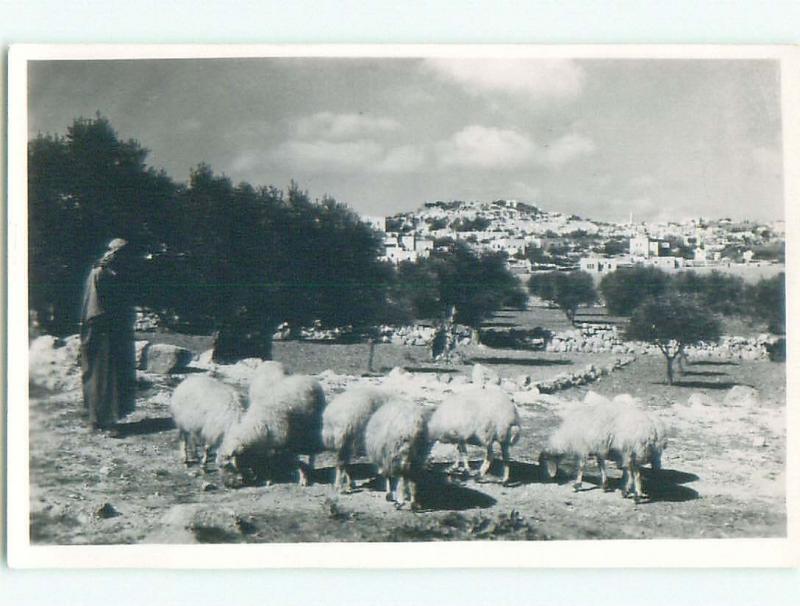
left=27, top=335, right=786, bottom=544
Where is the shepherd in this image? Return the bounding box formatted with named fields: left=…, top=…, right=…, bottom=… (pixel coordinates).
left=80, top=238, right=137, bottom=433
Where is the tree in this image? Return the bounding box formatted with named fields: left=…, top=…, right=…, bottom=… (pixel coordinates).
left=28, top=115, right=177, bottom=334
left=746, top=273, right=785, bottom=334
left=528, top=271, right=597, bottom=323
left=599, top=266, right=670, bottom=316
left=625, top=295, right=722, bottom=384
left=390, top=242, right=526, bottom=329
left=672, top=270, right=745, bottom=316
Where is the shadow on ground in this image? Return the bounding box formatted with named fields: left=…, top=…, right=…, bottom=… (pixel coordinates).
left=116, top=416, right=176, bottom=437
left=470, top=357, right=572, bottom=367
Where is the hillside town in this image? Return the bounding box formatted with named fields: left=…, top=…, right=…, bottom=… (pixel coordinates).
left=367, top=199, right=785, bottom=279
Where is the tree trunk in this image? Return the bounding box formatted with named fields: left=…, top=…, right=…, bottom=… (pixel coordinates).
left=666, top=355, right=674, bottom=385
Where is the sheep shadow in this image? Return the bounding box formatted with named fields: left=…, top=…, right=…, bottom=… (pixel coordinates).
left=354, top=464, right=497, bottom=511
left=536, top=458, right=700, bottom=503
left=114, top=416, right=175, bottom=437
left=416, top=473, right=497, bottom=511
left=470, top=357, right=572, bottom=367
left=637, top=468, right=700, bottom=504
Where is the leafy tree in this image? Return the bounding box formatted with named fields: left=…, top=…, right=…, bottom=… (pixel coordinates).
left=625, top=295, right=722, bottom=384
left=28, top=115, right=177, bottom=334
left=746, top=273, right=785, bottom=334
left=390, top=243, right=526, bottom=329
left=528, top=271, right=597, bottom=323
left=599, top=266, right=670, bottom=316
left=672, top=270, right=745, bottom=316
left=602, top=239, right=627, bottom=256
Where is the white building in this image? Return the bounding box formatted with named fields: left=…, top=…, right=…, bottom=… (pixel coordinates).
left=579, top=256, right=620, bottom=275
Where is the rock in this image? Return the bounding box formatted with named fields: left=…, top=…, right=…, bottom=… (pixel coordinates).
left=96, top=502, right=121, bottom=519
left=135, top=340, right=150, bottom=370
left=196, top=348, right=215, bottom=367
left=500, top=378, right=517, bottom=393
left=202, top=482, right=218, bottom=492
left=687, top=392, right=715, bottom=407
left=511, top=390, right=540, bottom=405
left=29, top=334, right=82, bottom=391
left=471, top=363, right=500, bottom=386
left=723, top=385, right=760, bottom=408
left=583, top=391, right=609, bottom=406
left=144, top=343, right=193, bottom=374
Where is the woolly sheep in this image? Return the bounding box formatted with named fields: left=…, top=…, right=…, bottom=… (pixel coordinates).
left=218, top=364, right=326, bottom=486
left=322, top=385, right=392, bottom=492
left=427, top=385, right=521, bottom=484
left=541, top=392, right=667, bottom=503
left=364, top=397, right=429, bottom=510
left=169, top=375, right=246, bottom=471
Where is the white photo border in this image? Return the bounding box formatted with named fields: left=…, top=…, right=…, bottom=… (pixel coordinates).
left=7, top=43, right=800, bottom=569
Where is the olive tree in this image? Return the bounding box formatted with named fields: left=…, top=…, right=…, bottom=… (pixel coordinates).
left=528, top=270, right=597, bottom=324
left=625, top=294, right=722, bottom=384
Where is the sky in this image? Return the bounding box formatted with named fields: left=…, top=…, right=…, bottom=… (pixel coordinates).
left=27, top=57, right=784, bottom=223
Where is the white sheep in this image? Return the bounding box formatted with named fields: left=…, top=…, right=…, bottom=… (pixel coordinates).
left=169, top=375, right=246, bottom=471
left=218, top=363, right=326, bottom=486
left=427, top=385, right=521, bottom=484
left=542, top=392, right=667, bottom=503
left=364, top=397, right=429, bottom=510
left=322, top=385, right=392, bottom=492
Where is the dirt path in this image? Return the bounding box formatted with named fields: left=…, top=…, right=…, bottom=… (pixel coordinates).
left=28, top=350, right=785, bottom=544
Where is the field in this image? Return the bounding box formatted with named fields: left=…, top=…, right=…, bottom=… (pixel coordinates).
left=28, top=317, right=786, bottom=544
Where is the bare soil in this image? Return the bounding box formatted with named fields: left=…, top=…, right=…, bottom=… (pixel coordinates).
left=28, top=338, right=786, bottom=544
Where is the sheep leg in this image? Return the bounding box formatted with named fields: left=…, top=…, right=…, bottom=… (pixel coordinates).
left=180, top=430, right=191, bottom=465
left=384, top=474, right=394, bottom=501
left=651, top=450, right=662, bottom=472
left=201, top=445, right=211, bottom=472
left=633, top=457, right=645, bottom=503
left=479, top=443, right=494, bottom=477
left=573, top=457, right=585, bottom=492
left=408, top=478, right=420, bottom=512
left=597, top=456, right=610, bottom=492
left=500, top=441, right=512, bottom=485
left=395, top=475, right=406, bottom=508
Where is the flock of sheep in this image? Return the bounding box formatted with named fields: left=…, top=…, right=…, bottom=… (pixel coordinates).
left=169, top=361, right=668, bottom=510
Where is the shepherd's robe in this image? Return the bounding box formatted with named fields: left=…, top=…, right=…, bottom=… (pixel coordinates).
left=80, top=262, right=136, bottom=428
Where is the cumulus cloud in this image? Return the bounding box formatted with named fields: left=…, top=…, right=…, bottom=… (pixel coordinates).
left=541, top=133, right=596, bottom=167
left=275, top=139, right=385, bottom=172
left=436, top=125, right=536, bottom=169
left=294, top=111, right=400, bottom=140
left=423, top=58, right=585, bottom=101
left=435, top=125, right=595, bottom=170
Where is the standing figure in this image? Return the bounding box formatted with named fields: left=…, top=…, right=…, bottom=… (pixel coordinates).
left=80, top=238, right=136, bottom=432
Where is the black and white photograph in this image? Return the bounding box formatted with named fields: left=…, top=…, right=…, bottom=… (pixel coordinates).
left=7, top=45, right=799, bottom=567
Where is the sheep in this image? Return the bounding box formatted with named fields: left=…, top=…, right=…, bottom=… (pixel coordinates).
left=427, top=385, right=521, bottom=484
left=169, top=375, right=246, bottom=471
left=364, top=397, right=429, bottom=510
left=322, top=385, right=392, bottom=492
left=218, top=364, right=326, bottom=486
left=541, top=393, right=667, bottom=503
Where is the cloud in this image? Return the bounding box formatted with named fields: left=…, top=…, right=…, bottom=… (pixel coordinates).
left=436, top=125, right=536, bottom=169
left=375, top=144, right=428, bottom=173
left=541, top=133, right=596, bottom=167
left=423, top=58, right=585, bottom=101
left=435, top=125, right=594, bottom=170
left=294, top=111, right=400, bottom=140
left=275, top=138, right=385, bottom=172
